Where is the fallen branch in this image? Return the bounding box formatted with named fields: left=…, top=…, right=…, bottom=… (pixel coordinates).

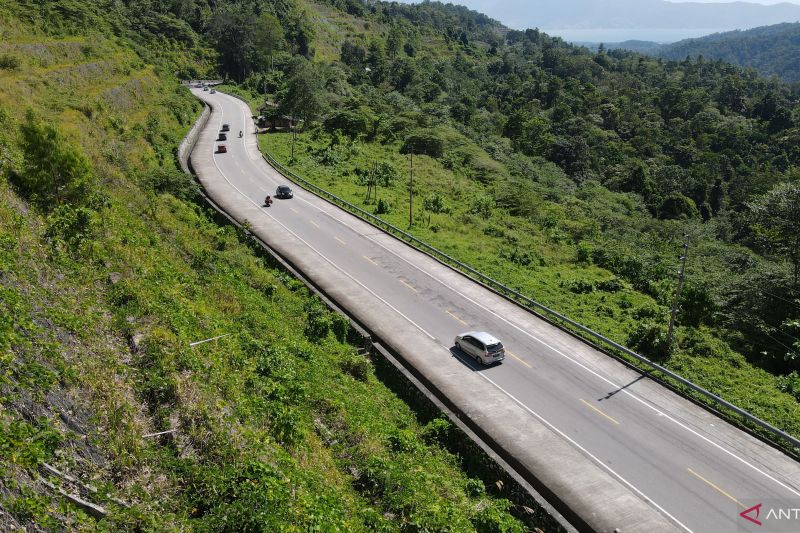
left=40, top=463, right=130, bottom=509
left=142, top=428, right=177, bottom=438
left=39, top=478, right=107, bottom=519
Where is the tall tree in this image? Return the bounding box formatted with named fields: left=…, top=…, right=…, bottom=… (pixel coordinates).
left=280, top=58, right=325, bottom=125
left=254, top=12, right=286, bottom=71
left=208, top=4, right=259, bottom=81
left=747, top=181, right=800, bottom=286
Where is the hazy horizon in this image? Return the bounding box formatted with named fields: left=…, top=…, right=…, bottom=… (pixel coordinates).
left=396, top=0, right=800, bottom=43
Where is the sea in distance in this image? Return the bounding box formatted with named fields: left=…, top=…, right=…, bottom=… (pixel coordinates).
left=542, top=27, right=730, bottom=44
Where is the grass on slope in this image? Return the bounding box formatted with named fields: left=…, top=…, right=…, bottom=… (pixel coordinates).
left=0, top=21, right=528, bottom=533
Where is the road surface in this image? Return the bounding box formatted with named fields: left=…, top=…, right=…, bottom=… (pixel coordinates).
left=189, top=89, right=800, bottom=533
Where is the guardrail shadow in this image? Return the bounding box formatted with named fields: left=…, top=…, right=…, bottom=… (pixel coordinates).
left=598, top=374, right=646, bottom=402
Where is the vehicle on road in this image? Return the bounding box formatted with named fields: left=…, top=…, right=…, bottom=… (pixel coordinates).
left=203, top=86, right=209, bottom=92
left=221, top=123, right=230, bottom=132
left=218, top=133, right=227, bottom=141
left=454, top=331, right=505, bottom=365
left=210, top=89, right=216, bottom=94
left=275, top=185, right=293, bottom=199
left=216, top=144, right=227, bottom=154
left=264, top=195, right=273, bottom=207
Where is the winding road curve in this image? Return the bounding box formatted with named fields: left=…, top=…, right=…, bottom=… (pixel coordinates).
left=189, top=89, right=800, bottom=532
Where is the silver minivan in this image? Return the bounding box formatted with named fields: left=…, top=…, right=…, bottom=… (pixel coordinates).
left=454, top=331, right=505, bottom=365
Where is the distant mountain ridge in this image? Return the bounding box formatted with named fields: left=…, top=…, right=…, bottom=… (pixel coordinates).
left=607, top=23, right=800, bottom=83
left=464, top=0, right=800, bottom=31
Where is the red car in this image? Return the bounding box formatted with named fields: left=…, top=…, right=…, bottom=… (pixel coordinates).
left=217, top=144, right=227, bottom=153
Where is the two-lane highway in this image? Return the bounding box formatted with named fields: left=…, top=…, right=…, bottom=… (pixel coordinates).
left=190, top=89, right=800, bottom=532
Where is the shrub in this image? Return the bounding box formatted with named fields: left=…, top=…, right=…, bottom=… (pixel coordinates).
left=576, top=241, right=592, bottom=264
left=44, top=204, right=99, bottom=253
left=500, top=248, right=538, bottom=267
left=142, top=166, right=199, bottom=200
left=628, top=320, right=670, bottom=360
left=658, top=193, right=699, bottom=220
left=423, top=193, right=449, bottom=214
left=375, top=198, right=390, bottom=214
left=0, top=54, right=20, bottom=70
left=596, top=277, right=623, bottom=292
left=469, top=195, right=494, bottom=220
left=323, top=108, right=373, bottom=138
left=16, top=110, right=96, bottom=209
left=400, top=131, right=444, bottom=158
left=561, top=278, right=595, bottom=294
left=678, top=283, right=715, bottom=327
left=339, top=354, right=371, bottom=382
left=777, top=371, right=800, bottom=402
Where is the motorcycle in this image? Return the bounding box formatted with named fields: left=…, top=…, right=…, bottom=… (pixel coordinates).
left=239, top=130, right=243, bottom=138
left=264, top=195, right=273, bottom=207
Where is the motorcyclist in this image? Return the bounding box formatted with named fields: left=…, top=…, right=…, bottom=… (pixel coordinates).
left=265, top=195, right=272, bottom=206
left=239, top=130, right=243, bottom=138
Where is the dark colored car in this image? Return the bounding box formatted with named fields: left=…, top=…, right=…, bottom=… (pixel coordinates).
left=218, top=133, right=227, bottom=141
left=275, top=185, right=293, bottom=199
left=217, top=144, right=227, bottom=154
left=221, top=123, right=230, bottom=132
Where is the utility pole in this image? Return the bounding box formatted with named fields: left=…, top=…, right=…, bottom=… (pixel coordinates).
left=409, top=148, right=414, bottom=227
left=666, top=234, right=689, bottom=355
left=290, top=118, right=296, bottom=161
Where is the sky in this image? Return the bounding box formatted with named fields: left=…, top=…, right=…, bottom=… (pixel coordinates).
left=396, top=0, right=800, bottom=42
left=669, top=1, right=800, bottom=3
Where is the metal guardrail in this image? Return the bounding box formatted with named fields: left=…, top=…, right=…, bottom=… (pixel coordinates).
left=261, top=148, right=800, bottom=452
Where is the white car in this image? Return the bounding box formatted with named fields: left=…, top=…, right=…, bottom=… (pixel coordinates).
left=454, top=331, right=505, bottom=365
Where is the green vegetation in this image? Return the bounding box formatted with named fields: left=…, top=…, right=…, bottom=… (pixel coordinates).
left=644, top=23, right=800, bottom=84
left=247, top=1, right=800, bottom=439
left=0, top=1, right=529, bottom=530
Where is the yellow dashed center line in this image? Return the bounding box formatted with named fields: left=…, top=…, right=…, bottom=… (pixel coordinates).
left=399, top=278, right=417, bottom=292
left=687, top=468, right=745, bottom=509
left=447, top=310, right=468, bottom=326
left=309, top=220, right=320, bottom=228
left=363, top=255, right=378, bottom=266
left=334, top=236, right=347, bottom=245
left=507, top=351, right=532, bottom=368
left=580, top=398, right=620, bottom=425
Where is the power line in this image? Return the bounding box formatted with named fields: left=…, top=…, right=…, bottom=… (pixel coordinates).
left=761, top=290, right=800, bottom=310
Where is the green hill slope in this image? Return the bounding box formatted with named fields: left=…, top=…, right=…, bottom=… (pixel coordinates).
left=0, top=2, right=530, bottom=530
left=658, top=23, right=800, bottom=83
left=610, top=23, right=800, bottom=83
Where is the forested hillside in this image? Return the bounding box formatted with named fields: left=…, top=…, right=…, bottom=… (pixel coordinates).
left=238, top=1, right=800, bottom=438
left=0, top=1, right=532, bottom=530
left=656, top=23, right=800, bottom=83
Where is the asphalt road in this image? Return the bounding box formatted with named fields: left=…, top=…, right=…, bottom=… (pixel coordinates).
left=190, top=88, right=800, bottom=532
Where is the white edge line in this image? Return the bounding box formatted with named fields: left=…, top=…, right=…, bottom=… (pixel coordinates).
left=467, top=351, right=695, bottom=533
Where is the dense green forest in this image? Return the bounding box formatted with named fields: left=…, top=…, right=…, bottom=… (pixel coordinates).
left=613, top=22, right=800, bottom=83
